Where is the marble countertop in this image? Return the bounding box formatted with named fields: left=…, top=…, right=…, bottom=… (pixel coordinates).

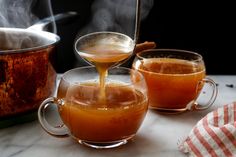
left=1, top=75, right=236, bottom=157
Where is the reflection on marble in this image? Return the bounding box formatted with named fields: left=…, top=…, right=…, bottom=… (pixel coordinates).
left=1, top=75, right=236, bottom=157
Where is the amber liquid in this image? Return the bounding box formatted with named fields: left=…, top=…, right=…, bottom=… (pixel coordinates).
left=133, top=58, right=205, bottom=109
left=79, top=43, right=132, bottom=102
left=58, top=83, right=148, bottom=142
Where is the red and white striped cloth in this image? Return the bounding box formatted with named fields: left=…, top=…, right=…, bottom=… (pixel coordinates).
left=179, top=102, right=236, bottom=157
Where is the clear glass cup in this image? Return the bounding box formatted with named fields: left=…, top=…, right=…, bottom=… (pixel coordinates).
left=132, top=49, right=218, bottom=114
left=38, top=66, right=148, bottom=148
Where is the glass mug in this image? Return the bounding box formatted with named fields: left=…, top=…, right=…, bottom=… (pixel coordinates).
left=38, top=66, right=148, bottom=148
left=132, top=49, right=218, bottom=114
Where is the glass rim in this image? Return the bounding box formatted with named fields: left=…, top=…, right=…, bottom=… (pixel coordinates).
left=61, top=66, right=145, bottom=87
left=136, top=48, right=203, bottom=62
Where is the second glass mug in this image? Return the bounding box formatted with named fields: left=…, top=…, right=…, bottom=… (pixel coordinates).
left=132, top=49, right=218, bottom=114
left=38, top=66, right=148, bottom=149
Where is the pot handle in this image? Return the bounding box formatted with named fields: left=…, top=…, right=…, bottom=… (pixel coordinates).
left=27, top=11, right=78, bottom=31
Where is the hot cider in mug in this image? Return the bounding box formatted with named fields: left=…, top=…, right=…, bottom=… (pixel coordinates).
left=38, top=66, right=148, bottom=148
left=132, top=49, right=218, bottom=113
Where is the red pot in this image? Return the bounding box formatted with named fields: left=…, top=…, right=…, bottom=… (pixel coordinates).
left=0, top=12, right=78, bottom=120
left=0, top=27, right=59, bottom=118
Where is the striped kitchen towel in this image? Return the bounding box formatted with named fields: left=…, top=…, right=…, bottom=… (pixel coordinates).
left=179, top=102, right=236, bottom=157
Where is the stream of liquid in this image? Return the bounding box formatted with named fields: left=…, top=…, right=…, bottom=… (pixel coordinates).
left=79, top=43, right=132, bottom=103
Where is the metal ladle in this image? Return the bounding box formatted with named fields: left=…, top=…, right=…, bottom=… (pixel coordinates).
left=74, top=0, right=141, bottom=67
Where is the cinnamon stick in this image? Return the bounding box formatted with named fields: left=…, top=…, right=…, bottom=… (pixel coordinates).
left=134, top=41, right=157, bottom=54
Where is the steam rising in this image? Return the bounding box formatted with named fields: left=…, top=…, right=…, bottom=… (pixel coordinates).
left=78, top=0, right=154, bottom=40
left=0, top=0, right=38, bottom=28
left=0, top=0, right=56, bottom=51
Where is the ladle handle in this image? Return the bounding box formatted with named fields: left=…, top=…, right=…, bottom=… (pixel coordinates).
left=28, top=11, right=78, bottom=31
left=134, top=0, right=141, bottom=44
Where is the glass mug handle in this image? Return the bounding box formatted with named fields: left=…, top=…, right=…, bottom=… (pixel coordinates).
left=191, top=78, right=218, bottom=111
left=38, top=97, right=69, bottom=137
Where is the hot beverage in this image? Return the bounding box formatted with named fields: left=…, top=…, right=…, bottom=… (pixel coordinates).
left=135, top=58, right=205, bottom=109
left=58, top=82, right=147, bottom=142
left=133, top=49, right=217, bottom=113
left=38, top=67, right=148, bottom=148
